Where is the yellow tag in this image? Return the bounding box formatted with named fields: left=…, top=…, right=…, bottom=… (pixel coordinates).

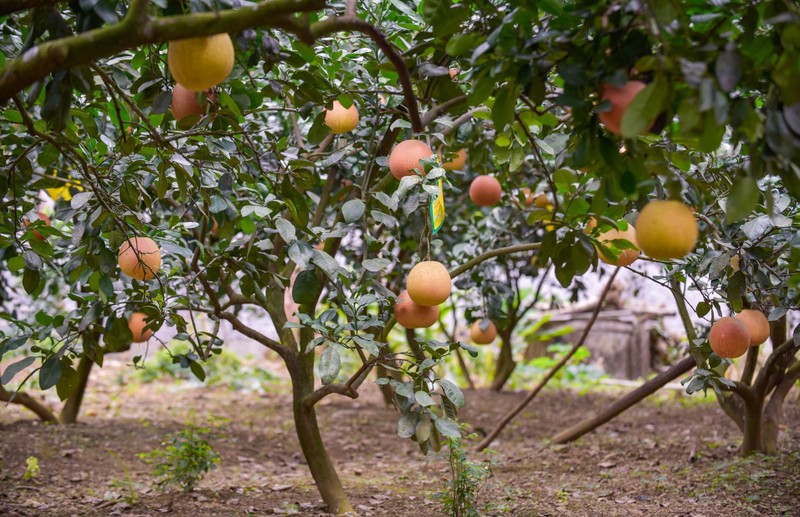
left=429, top=178, right=445, bottom=234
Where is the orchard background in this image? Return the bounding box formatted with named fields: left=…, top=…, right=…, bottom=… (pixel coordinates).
left=0, top=1, right=799, bottom=516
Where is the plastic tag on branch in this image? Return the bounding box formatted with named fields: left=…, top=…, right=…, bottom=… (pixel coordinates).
left=429, top=178, right=445, bottom=235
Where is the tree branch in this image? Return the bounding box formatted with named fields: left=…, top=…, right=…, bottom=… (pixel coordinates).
left=0, top=0, right=325, bottom=101
left=217, top=310, right=288, bottom=360
left=449, top=243, right=541, bottom=279
left=304, top=357, right=377, bottom=408
left=420, top=95, right=468, bottom=128
left=0, top=0, right=63, bottom=16
left=476, top=266, right=622, bottom=451
left=0, top=384, right=59, bottom=423
left=310, top=17, right=421, bottom=132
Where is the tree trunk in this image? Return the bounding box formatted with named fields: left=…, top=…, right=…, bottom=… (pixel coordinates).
left=741, top=396, right=764, bottom=456
left=59, top=356, right=94, bottom=424
left=375, top=362, right=397, bottom=406
left=550, top=357, right=695, bottom=444
left=454, top=349, right=476, bottom=390
left=490, top=331, right=515, bottom=391
left=762, top=363, right=800, bottom=454
left=289, top=352, right=354, bottom=515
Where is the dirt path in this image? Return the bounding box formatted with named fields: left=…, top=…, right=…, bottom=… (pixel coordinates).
left=1, top=361, right=798, bottom=516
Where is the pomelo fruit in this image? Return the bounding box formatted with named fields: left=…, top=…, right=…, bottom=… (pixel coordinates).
left=635, top=200, right=698, bottom=260
left=470, top=319, right=497, bottom=345
left=469, top=175, right=502, bottom=206
left=118, top=237, right=161, bottom=281
left=129, top=312, right=154, bottom=343
left=171, top=84, right=216, bottom=121
left=324, top=100, right=359, bottom=134
left=735, top=309, right=770, bottom=346
left=394, top=290, right=440, bottom=328
left=441, top=148, right=467, bottom=171
left=709, top=317, right=750, bottom=359
left=407, top=261, right=451, bottom=307
left=168, top=33, right=234, bottom=91
left=596, top=226, right=639, bottom=267
left=598, top=80, right=647, bottom=135
left=389, top=140, right=433, bottom=180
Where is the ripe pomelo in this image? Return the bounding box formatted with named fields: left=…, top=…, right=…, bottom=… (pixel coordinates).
left=441, top=148, right=467, bottom=171
left=635, top=200, right=698, bottom=260
left=470, top=319, right=497, bottom=345
left=469, top=175, right=502, bottom=206
left=129, top=312, right=154, bottom=343
left=118, top=237, right=161, bottom=281
left=735, top=309, right=770, bottom=346
left=168, top=33, right=234, bottom=91
left=407, top=261, right=451, bottom=307
left=599, top=80, right=647, bottom=135
left=171, top=84, right=216, bottom=121
left=324, top=100, right=359, bottom=134
left=534, top=192, right=551, bottom=209
left=394, top=290, right=440, bottom=328
left=709, top=317, right=750, bottom=359
left=596, top=225, right=639, bottom=267
left=389, top=140, right=433, bottom=180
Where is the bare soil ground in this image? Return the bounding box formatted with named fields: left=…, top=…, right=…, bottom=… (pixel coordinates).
left=1, top=359, right=798, bottom=516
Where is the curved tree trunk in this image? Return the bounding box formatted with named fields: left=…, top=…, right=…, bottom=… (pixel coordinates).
left=289, top=352, right=353, bottom=515
left=490, top=331, right=515, bottom=391
left=60, top=356, right=94, bottom=424
left=550, top=357, right=695, bottom=444
left=0, top=385, right=58, bottom=423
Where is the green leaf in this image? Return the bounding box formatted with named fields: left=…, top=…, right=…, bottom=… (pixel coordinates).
left=621, top=75, right=668, bottom=138
left=414, top=390, right=436, bottom=407
left=275, top=217, right=296, bottom=243
left=103, top=315, right=133, bottom=352
left=55, top=363, right=79, bottom=401
left=434, top=416, right=461, bottom=438
left=725, top=174, right=760, bottom=224
left=292, top=269, right=320, bottom=306
left=362, top=258, right=390, bottom=272
left=342, top=199, right=365, bottom=223
left=70, top=191, right=93, bottom=210
left=1, top=356, right=36, bottom=385
left=319, top=344, right=341, bottom=385
left=190, top=360, right=206, bottom=382
left=397, top=412, right=418, bottom=439
left=23, top=267, right=40, bottom=295
left=39, top=355, right=62, bottom=390
left=492, top=82, right=519, bottom=131
left=439, top=379, right=465, bottom=408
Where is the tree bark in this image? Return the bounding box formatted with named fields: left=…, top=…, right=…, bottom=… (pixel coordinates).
left=763, top=362, right=800, bottom=454
left=550, top=356, right=695, bottom=444
left=289, top=352, right=353, bottom=515
left=741, top=396, right=764, bottom=456
left=454, top=349, right=476, bottom=390
left=0, top=385, right=59, bottom=423
left=490, top=331, right=516, bottom=391
left=59, top=355, right=93, bottom=424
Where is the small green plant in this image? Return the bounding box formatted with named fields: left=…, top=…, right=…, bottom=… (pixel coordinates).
left=108, top=451, right=142, bottom=505
left=139, top=425, right=221, bottom=492
left=434, top=435, right=497, bottom=517
left=22, top=456, right=40, bottom=480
